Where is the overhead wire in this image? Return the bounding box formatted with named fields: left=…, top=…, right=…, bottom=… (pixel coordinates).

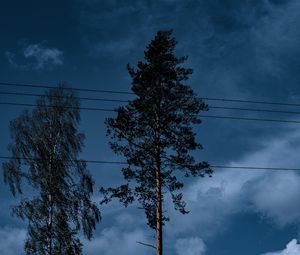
left=1, top=101, right=300, bottom=124
left=0, top=156, right=299, bottom=171
left=0, top=82, right=133, bottom=95
left=1, top=82, right=300, bottom=171
left=3, top=91, right=300, bottom=116
left=1, top=81, right=300, bottom=107
left=0, top=91, right=130, bottom=103
left=0, top=101, right=115, bottom=112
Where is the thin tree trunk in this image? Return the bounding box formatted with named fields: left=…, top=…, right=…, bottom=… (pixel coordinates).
left=156, top=166, right=163, bottom=255
left=48, top=132, right=53, bottom=255
left=155, top=89, right=163, bottom=255
left=48, top=197, right=53, bottom=255
left=155, top=125, right=163, bottom=255
left=48, top=120, right=56, bottom=255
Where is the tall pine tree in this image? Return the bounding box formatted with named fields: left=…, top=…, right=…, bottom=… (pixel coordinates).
left=100, top=30, right=212, bottom=255
left=3, top=85, right=100, bottom=255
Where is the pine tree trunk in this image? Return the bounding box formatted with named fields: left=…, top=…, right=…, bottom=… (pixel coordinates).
left=155, top=94, right=163, bottom=255
left=156, top=161, right=163, bottom=255
left=155, top=127, right=163, bottom=255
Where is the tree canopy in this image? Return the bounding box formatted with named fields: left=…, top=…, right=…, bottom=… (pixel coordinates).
left=100, top=30, right=212, bottom=254
left=3, top=85, right=100, bottom=255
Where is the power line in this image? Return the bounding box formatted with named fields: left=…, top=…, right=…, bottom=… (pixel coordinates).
left=200, top=115, right=300, bottom=124
left=209, top=106, right=300, bottom=116
left=0, top=102, right=115, bottom=112
left=201, top=97, right=300, bottom=107
left=210, top=165, right=300, bottom=171
left=0, top=82, right=133, bottom=95
left=2, top=101, right=300, bottom=124
left=0, top=91, right=130, bottom=103
left=0, top=156, right=127, bottom=165
left=1, top=81, right=300, bottom=108
left=3, top=91, right=300, bottom=116
left=0, top=156, right=299, bottom=171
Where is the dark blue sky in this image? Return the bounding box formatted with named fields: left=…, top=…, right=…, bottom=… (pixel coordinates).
left=1, top=0, right=300, bottom=254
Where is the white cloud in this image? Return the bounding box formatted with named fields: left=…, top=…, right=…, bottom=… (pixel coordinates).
left=262, top=239, right=300, bottom=255
left=175, top=237, right=206, bottom=255
left=23, top=43, right=63, bottom=69
left=0, top=223, right=152, bottom=255
left=0, top=227, right=26, bottom=255
left=83, top=211, right=153, bottom=255
left=83, top=227, right=152, bottom=255
left=165, top=127, right=300, bottom=238
left=245, top=170, right=300, bottom=226
left=5, top=43, right=63, bottom=70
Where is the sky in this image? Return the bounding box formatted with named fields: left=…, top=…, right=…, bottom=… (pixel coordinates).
left=1, top=0, right=300, bottom=254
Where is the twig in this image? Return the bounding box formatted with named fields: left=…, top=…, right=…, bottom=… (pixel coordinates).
left=136, top=241, right=156, bottom=250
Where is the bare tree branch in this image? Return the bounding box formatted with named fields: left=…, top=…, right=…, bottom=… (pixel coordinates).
left=136, top=241, right=156, bottom=250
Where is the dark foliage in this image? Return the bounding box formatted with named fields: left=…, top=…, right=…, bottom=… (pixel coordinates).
left=3, top=85, right=100, bottom=255
left=100, top=30, right=212, bottom=232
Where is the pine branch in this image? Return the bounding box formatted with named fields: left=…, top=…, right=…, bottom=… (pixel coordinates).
left=136, top=241, right=156, bottom=250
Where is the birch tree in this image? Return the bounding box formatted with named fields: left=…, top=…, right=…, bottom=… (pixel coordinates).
left=3, top=85, right=100, bottom=255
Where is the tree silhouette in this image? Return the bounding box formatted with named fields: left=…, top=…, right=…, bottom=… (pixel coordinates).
left=3, top=85, right=100, bottom=255
left=100, top=30, right=212, bottom=255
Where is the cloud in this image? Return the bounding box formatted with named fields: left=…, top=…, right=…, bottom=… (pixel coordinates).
left=91, top=36, right=139, bottom=57
left=175, top=237, right=206, bottom=255
left=78, top=1, right=181, bottom=59
left=230, top=128, right=300, bottom=226
left=23, top=43, right=63, bottom=69
left=83, top=211, right=153, bottom=255
left=262, top=239, right=300, bottom=255
left=0, top=214, right=152, bottom=255
left=4, top=51, right=28, bottom=69
left=83, top=226, right=152, bottom=255
left=244, top=169, right=300, bottom=226
left=250, top=0, right=300, bottom=79
left=165, top=127, right=300, bottom=239
left=89, top=119, right=300, bottom=254
left=5, top=43, right=63, bottom=70
left=0, top=227, right=26, bottom=255
left=77, top=0, right=300, bottom=102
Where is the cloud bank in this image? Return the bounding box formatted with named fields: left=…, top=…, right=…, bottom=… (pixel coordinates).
left=165, top=127, right=300, bottom=240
